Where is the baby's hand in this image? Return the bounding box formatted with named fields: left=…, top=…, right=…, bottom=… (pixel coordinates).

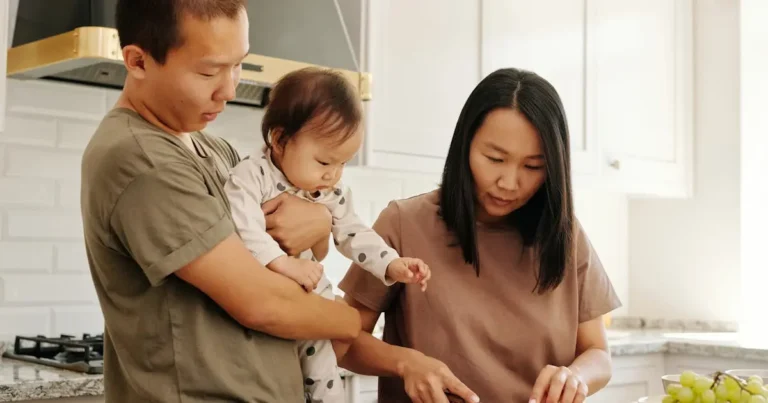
left=267, top=256, right=323, bottom=292
left=386, top=257, right=431, bottom=291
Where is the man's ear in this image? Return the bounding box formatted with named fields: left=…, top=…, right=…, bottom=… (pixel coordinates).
left=122, top=45, right=149, bottom=80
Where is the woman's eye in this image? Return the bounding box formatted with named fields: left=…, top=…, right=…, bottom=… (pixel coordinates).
left=486, top=155, right=503, bottom=163
left=317, top=160, right=329, bottom=166
left=525, top=165, right=545, bottom=170
left=199, top=73, right=215, bottom=78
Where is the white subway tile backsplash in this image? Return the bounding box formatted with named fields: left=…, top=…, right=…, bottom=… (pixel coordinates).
left=58, top=119, right=100, bottom=150
left=0, top=145, right=6, bottom=174
left=6, top=80, right=107, bottom=119
left=0, top=308, right=51, bottom=340
left=6, top=210, right=83, bottom=239
left=0, top=114, right=57, bottom=147
left=1, top=274, right=97, bottom=303
left=55, top=243, right=89, bottom=272
left=52, top=306, right=104, bottom=336
left=0, top=242, right=54, bottom=272
left=0, top=178, right=56, bottom=205
left=56, top=181, right=81, bottom=208
left=5, top=147, right=81, bottom=180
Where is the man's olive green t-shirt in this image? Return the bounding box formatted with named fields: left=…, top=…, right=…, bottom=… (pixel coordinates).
left=80, top=108, right=304, bottom=403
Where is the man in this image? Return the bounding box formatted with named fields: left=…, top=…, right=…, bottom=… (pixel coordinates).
left=80, top=1, right=361, bottom=401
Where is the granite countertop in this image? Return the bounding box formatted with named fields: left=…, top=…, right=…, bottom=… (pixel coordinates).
left=607, top=329, right=768, bottom=361
left=4, top=330, right=768, bottom=401
left=0, top=357, right=102, bottom=402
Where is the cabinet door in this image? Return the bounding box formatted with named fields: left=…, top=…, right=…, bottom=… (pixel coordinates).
left=0, top=0, right=9, bottom=133
left=365, top=0, right=481, bottom=173
left=587, top=354, right=665, bottom=403
left=481, top=0, right=599, bottom=177
left=589, top=0, right=694, bottom=197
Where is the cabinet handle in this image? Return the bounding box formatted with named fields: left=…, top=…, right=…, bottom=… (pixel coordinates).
left=609, top=160, right=621, bottom=170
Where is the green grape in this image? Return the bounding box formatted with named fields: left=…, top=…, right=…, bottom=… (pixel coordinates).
left=678, top=386, right=695, bottom=402
left=750, top=395, right=768, bottom=403
left=741, top=391, right=753, bottom=403
left=715, top=383, right=730, bottom=399
left=667, top=384, right=683, bottom=396
left=695, top=377, right=715, bottom=394
left=681, top=371, right=699, bottom=388
left=662, top=396, right=677, bottom=403
left=748, top=381, right=765, bottom=395
left=749, top=376, right=765, bottom=386
left=729, top=387, right=743, bottom=402
left=701, top=389, right=716, bottom=403
left=726, top=377, right=741, bottom=391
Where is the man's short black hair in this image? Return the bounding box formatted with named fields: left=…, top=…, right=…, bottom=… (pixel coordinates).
left=116, top=0, right=246, bottom=64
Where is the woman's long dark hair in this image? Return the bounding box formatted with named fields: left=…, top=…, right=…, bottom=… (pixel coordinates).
left=439, top=67, right=575, bottom=294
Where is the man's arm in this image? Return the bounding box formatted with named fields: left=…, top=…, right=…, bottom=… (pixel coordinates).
left=176, top=233, right=360, bottom=341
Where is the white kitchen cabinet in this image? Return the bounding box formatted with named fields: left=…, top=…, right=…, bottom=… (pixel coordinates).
left=481, top=0, right=600, bottom=178
left=362, top=0, right=481, bottom=173
left=587, top=354, right=666, bottom=403
left=0, top=0, right=9, bottom=133
left=479, top=0, right=693, bottom=197
left=589, top=0, right=694, bottom=198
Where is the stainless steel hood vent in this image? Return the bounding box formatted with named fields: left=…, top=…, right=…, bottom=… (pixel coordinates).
left=5, top=0, right=371, bottom=107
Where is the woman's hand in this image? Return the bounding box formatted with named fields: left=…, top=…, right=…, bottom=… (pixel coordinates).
left=529, top=365, right=588, bottom=403
left=262, top=193, right=332, bottom=256
left=398, top=351, right=480, bottom=403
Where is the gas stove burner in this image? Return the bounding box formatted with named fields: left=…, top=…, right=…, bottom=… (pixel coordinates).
left=2, top=333, right=104, bottom=374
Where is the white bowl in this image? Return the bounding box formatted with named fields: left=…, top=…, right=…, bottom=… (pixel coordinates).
left=724, top=369, right=768, bottom=383
left=661, top=374, right=681, bottom=390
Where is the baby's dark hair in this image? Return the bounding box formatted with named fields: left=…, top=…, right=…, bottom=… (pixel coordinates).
left=261, top=67, right=363, bottom=149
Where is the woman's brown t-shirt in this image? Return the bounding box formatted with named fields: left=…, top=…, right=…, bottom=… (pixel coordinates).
left=338, top=190, right=622, bottom=402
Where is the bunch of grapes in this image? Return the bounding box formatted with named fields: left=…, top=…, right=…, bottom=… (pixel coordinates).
left=662, top=370, right=768, bottom=403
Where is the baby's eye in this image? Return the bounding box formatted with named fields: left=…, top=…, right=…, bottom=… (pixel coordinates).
left=317, top=160, right=329, bottom=166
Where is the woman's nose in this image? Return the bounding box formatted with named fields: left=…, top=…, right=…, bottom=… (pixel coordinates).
left=497, top=171, right=519, bottom=191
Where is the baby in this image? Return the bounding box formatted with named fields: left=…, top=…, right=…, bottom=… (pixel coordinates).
left=223, top=67, right=431, bottom=403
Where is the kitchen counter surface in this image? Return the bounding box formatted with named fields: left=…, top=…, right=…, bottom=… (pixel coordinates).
left=3, top=330, right=768, bottom=401
left=607, top=329, right=768, bottom=361
left=0, top=358, right=102, bottom=402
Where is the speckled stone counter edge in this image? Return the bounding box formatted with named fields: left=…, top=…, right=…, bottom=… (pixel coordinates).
left=611, top=316, right=739, bottom=332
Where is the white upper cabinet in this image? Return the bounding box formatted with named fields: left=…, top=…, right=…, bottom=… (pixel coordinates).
left=482, top=0, right=600, bottom=178
left=363, top=0, right=481, bottom=173
left=0, top=0, right=9, bottom=133
left=589, top=0, right=694, bottom=197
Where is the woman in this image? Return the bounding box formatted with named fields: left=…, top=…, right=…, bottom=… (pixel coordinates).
left=336, top=68, right=622, bottom=403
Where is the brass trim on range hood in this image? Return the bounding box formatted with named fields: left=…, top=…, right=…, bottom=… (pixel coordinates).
left=6, top=26, right=372, bottom=106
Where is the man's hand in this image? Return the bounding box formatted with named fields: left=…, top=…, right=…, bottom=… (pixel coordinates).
left=267, top=255, right=324, bottom=292
left=262, top=193, right=332, bottom=256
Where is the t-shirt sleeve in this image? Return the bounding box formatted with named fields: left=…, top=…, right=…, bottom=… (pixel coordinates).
left=110, top=162, right=236, bottom=286
left=576, top=220, right=623, bottom=323
left=338, top=200, right=404, bottom=312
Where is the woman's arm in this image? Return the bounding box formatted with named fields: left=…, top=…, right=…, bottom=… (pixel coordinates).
left=570, top=317, right=612, bottom=393
left=529, top=317, right=612, bottom=403
left=339, top=296, right=480, bottom=403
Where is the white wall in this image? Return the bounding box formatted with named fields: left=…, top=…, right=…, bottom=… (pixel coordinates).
left=0, top=78, right=629, bottom=341
left=628, top=0, right=742, bottom=322
left=739, top=0, right=768, bottom=338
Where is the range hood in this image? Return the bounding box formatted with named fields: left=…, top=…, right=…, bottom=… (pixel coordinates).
left=5, top=0, right=371, bottom=107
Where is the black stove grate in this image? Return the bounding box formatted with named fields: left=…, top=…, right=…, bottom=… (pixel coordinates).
left=2, top=333, right=104, bottom=374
